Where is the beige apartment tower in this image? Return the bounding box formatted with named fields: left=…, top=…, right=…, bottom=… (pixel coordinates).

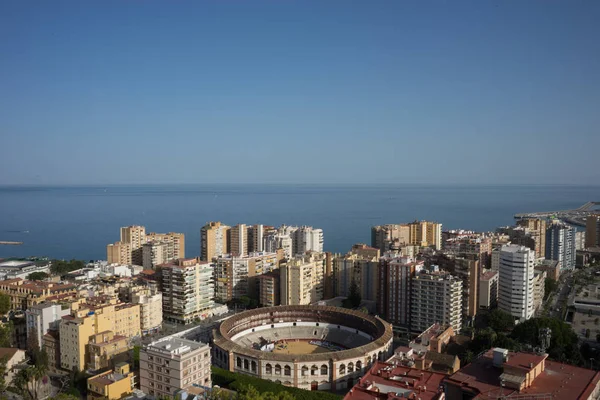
left=201, top=221, right=230, bottom=261
left=516, top=218, right=547, bottom=258
left=107, top=242, right=132, bottom=265
left=372, top=221, right=442, bottom=251
left=280, top=252, right=326, bottom=305
left=230, top=224, right=248, bottom=257
left=146, top=232, right=185, bottom=260
left=586, top=214, right=600, bottom=249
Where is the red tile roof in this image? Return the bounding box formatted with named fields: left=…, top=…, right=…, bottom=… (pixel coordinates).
left=344, top=361, right=446, bottom=400
left=444, top=350, right=600, bottom=399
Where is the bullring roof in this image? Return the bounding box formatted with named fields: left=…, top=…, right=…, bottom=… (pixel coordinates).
left=213, top=305, right=393, bottom=362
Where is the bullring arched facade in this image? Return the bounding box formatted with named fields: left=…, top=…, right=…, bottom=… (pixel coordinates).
left=212, top=305, right=393, bottom=391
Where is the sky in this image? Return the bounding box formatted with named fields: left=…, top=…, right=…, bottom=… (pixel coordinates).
left=0, top=1, right=599, bottom=185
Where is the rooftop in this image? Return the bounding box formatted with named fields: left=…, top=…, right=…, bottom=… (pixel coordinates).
left=480, top=270, right=498, bottom=281
left=0, top=260, right=35, bottom=268
left=146, top=337, right=207, bottom=356
left=344, top=361, right=446, bottom=400
left=445, top=349, right=600, bottom=399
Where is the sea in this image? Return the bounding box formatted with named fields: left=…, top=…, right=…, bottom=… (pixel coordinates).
left=1, top=184, right=599, bottom=261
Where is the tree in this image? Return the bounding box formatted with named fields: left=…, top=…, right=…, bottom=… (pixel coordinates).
left=586, top=329, right=591, bottom=339
left=544, top=278, right=559, bottom=300
left=26, top=272, right=49, bottom=281
left=0, top=356, right=8, bottom=395
left=133, top=345, right=141, bottom=370
left=0, top=294, right=10, bottom=315
left=13, top=364, right=49, bottom=400
left=49, top=259, right=85, bottom=275
left=347, top=280, right=362, bottom=308
left=0, top=323, right=13, bottom=347
left=488, top=309, right=515, bottom=332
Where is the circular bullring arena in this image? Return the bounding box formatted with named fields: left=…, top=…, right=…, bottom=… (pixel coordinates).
left=212, top=305, right=393, bottom=392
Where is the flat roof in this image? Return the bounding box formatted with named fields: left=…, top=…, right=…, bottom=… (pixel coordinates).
left=0, top=260, right=35, bottom=268
left=147, top=337, right=207, bottom=356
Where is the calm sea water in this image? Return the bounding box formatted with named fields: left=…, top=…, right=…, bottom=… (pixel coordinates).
left=1, top=184, right=599, bottom=261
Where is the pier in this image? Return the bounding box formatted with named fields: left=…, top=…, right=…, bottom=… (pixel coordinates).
left=0, top=241, right=23, bottom=246
left=514, top=202, right=600, bottom=227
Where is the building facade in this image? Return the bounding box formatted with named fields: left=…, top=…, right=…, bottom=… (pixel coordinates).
left=140, top=337, right=211, bottom=399
left=498, top=245, right=535, bottom=323
left=200, top=221, right=230, bottom=261
left=586, top=214, right=600, bottom=249
left=142, top=241, right=168, bottom=269
left=453, top=257, right=479, bottom=319
left=411, top=269, right=462, bottom=334
left=87, top=363, right=135, bottom=400
left=332, top=246, right=379, bottom=302
left=371, top=221, right=442, bottom=252
left=25, top=302, right=70, bottom=349
left=478, top=270, right=498, bottom=310
left=160, top=258, right=214, bottom=324
left=516, top=218, right=547, bottom=258
left=546, top=220, right=576, bottom=271
left=214, top=252, right=282, bottom=302
left=280, top=253, right=326, bottom=305
left=377, top=254, right=422, bottom=337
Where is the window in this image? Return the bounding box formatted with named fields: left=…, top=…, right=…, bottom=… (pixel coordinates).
left=284, top=365, right=291, bottom=376
left=266, top=363, right=272, bottom=374
left=311, top=365, right=318, bottom=375
left=302, top=366, right=308, bottom=376
left=321, top=365, right=328, bottom=375
left=275, top=364, right=282, bottom=375
left=339, top=364, right=346, bottom=375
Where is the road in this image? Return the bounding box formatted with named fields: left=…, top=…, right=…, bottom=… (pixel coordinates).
left=544, top=271, right=573, bottom=320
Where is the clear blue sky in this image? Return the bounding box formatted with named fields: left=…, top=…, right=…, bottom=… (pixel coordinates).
left=1, top=1, right=599, bottom=185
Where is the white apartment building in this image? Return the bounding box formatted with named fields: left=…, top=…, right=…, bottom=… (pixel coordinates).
left=264, top=226, right=295, bottom=259
left=545, top=220, right=576, bottom=271
left=411, top=269, right=462, bottom=334
left=26, top=302, right=70, bottom=348
left=292, top=226, right=324, bottom=255
left=280, top=252, right=325, bottom=305
left=161, top=259, right=214, bottom=324
left=140, top=336, right=211, bottom=399
left=498, top=245, right=535, bottom=323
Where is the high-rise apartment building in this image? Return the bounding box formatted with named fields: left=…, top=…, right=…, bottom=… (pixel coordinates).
left=478, top=270, right=498, bottom=310
left=107, top=242, right=132, bottom=265
left=200, top=221, right=230, bottom=261
left=230, top=224, right=248, bottom=256
left=214, top=252, right=282, bottom=302
left=332, top=244, right=380, bottom=301
left=264, top=226, right=294, bottom=259
left=586, top=214, right=600, bottom=249
left=377, top=253, right=422, bottom=336
left=160, top=258, right=214, bottom=324
left=498, top=245, right=535, bottom=323
left=258, top=271, right=280, bottom=307
left=142, top=241, right=168, bottom=269
left=107, top=226, right=184, bottom=266
left=516, top=218, right=547, bottom=258
left=453, top=258, right=479, bottom=319
left=280, top=252, right=326, bottom=305
left=411, top=268, right=462, bottom=334
left=292, top=226, right=324, bottom=255
left=545, top=220, right=576, bottom=271
left=140, top=337, right=211, bottom=399
left=146, top=232, right=185, bottom=261
left=443, top=235, right=492, bottom=268
left=26, top=302, right=70, bottom=349
left=120, top=225, right=147, bottom=265
left=533, top=270, right=546, bottom=314
left=372, top=221, right=442, bottom=252
left=248, top=224, right=264, bottom=253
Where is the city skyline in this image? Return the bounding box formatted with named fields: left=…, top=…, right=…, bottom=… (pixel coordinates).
left=1, top=1, right=599, bottom=185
